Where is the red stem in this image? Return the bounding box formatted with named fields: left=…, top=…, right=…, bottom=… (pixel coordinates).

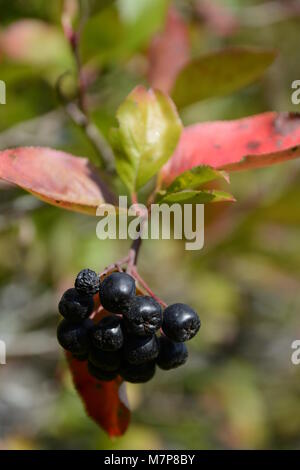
left=131, top=268, right=167, bottom=308
left=99, top=256, right=129, bottom=278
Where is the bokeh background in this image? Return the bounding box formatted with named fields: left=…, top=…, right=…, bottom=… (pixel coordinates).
left=1, top=0, right=300, bottom=450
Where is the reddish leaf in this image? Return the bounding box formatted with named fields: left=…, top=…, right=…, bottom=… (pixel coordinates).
left=66, top=352, right=130, bottom=437
left=148, top=7, right=190, bottom=94
left=65, top=282, right=140, bottom=437
left=160, top=112, right=300, bottom=186
left=0, top=147, right=114, bottom=215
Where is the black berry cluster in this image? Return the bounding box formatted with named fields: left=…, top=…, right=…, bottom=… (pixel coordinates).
left=57, top=269, right=201, bottom=383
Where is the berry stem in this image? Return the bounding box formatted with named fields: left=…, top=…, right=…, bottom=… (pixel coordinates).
left=127, top=193, right=145, bottom=274
left=99, top=256, right=130, bottom=278
left=97, top=190, right=166, bottom=307
left=131, top=192, right=138, bottom=205
left=90, top=305, right=105, bottom=320
left=131, top=268, right=168, bottom=308
left=127, top=236, right=143, bottom=274
left=64, top=102, right=115, bottom=171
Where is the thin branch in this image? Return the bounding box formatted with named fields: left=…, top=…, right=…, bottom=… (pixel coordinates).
left=97, top=236, right=167, bottom=307
left=68, top=1, right=87, bottom=113
left=127, top=236, right=143, bottom=274
left=131, top=192, right=138, bottom=205
left=126, top=199, right=147, bottom=274
left=60, top=0, right=115, bottom=171
left=65, top=102, right=115, bottom=171
left=99, top=256, right=130, bottom=278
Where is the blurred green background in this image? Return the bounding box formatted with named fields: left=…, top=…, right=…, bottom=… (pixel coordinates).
left=1, top=0, right=300, bottom=450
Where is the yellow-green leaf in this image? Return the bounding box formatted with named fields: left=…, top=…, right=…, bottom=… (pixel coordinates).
left=111, top=86, right=182, bottom=192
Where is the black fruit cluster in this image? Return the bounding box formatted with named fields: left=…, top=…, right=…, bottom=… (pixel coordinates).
left=57, top=269, right=201, bottom=383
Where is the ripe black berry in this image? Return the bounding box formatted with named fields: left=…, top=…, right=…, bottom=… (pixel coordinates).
left=124, top=334, right=159, bottom=365
left=124, top=296, right=162, bottom=337
left=75, top=269, right=100, bottom=296
left=89, top=344, right=121, bottom=371
left=87, top=361, right=119, bottom=381
left=57, top=319, right=92, bottom=354
left=58, top=288, right=94, bottom=323
left=100, top=272, right=135, bottom=313
left=157, top=336, right=188, bottom=370
left=120, top=361, right=156, bottom=383
left=57, top=263, right=201, bottom=386
left=90, top=315, right=124, bottom=351
left=162, top=303, right=200, bottom=342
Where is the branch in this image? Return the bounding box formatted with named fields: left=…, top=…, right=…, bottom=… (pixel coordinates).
left=127, top=236, right=143, bottom=274
left=126, top=207, right=148, bottom=274
left=65, top=102, right=115, bottom=171
left=60, top=0, right=115, bottom=171
left=99, top=256, right=130, bottom=278
left=97, top=237, right=167, bottom=308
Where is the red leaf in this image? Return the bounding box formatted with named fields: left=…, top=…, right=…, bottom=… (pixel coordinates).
left=148, top=7, right=190, bottom=94
left=66, top=352, right=130, bottom=437
left=65, top=295, right=130, bottom=437
left=160, top=112, right=300, bottom=186
left=0, top=147, right=114, bottom=215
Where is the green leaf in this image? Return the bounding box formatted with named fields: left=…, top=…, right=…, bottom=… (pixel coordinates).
left=160, top=165, right=229, bottom=193
left=171, top=47, right=277, bottom=109
left=117, top=0, right=168, bottom=51
left=158, top=189, right=236, bottom=205
left=80, top=8, right=124, bottom=65
left=111, top=86, right=182, bottom=192
left=117, top=0, right=161, bottom=23
left=88, top=0, right=116, bottom=14
left=81, top=0, right=168, bottom=65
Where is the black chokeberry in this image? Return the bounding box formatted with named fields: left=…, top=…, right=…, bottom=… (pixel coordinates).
left=157, top=336, right=188, bottom=370
left=124, top=334, right=159, bottom=365
left=57, top=263, right=201, bottom=385
left=120, top=361, right=156, bottom=383
left=89, top=344, right=121, bottom=371
left=124, top=296, right=162, bottom=337
left=58, top=288, right=94, bottom=323
left=100, top=272, right=135, bottom=313
left=162, top=303, right=200, bottom=342
left=87, top=361, right=119, bottom=381
left=57, top=319, right=92, bottom=354
left=75, top=269, right=100, bottom=296
left=90, top=315, right=124, bottom=351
